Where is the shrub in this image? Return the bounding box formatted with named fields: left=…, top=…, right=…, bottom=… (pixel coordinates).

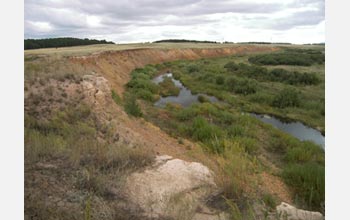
left=135, top=89, right=157, bottom=102
left=234, top=79, right=258, bottom=95
left=159, top=77, right=180, bottom=97
left=225, top=76, right=239, bottom=89
left=272, top=88, right=301, bottom=108
left=224, top=61, right=239, bottom=72
left=126, top=78, right=159, bottom=94
left=186, top=64, right=200, bottom=73
left=197, top=95, right=209, bottom=103
left=225, top=77, right=257, bottom=95
left=215, top=75, right=225, bottom=85
left=124, top=96, right=142, bottom=117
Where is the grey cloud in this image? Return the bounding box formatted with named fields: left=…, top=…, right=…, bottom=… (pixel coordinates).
left=270, top=10, right=324, bottom=30
left=24, top=0, right=324, bottom=43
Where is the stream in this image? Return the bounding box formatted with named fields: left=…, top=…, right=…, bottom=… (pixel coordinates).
left=152, top=73, right=325, bottom=148
left=152, top=73, right=219, bottom=107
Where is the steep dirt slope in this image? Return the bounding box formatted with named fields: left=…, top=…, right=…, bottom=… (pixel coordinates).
left=71, top=46, right=278, bottom=96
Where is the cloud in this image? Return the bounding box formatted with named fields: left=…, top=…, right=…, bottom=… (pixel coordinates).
left=24, top=0, right=325, bottom=44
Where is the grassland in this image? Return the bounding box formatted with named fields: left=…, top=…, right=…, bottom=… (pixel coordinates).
left=165, top=48, right=325, bottom=132
left=24, top=43, right=325, bottom=219
left=123, top=45, right=325, bottom=213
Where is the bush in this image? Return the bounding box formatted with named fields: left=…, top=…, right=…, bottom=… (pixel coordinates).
left=126, top=78, right=159, bottom=94
left=135, top=89, right=157, bottom=102
left=197, top=95, right=209, bottom=103
left=234, top=79, right=258, bottom=95
left=224, top=61, right=239, bottom=72
left=225, top=77, right=257, bottom=95
left=282, top=162, right=324, bottom=211
left=186, top=64, right=200, bottom=73
left=215, top=75, right=225, bottom=85
left=124, top=96, right=142, bottom=117
left=159, top=77, right=180, bottom=97
left=272, top=88, right=301, bottom=108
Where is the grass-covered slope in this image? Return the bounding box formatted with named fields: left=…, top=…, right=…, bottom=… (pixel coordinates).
left=123, top=45, right=325, bottom=213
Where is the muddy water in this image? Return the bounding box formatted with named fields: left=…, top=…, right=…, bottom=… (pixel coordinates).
left=251, top=113, right=325, bottom=149
left=152, top=73, right=219, bottom=107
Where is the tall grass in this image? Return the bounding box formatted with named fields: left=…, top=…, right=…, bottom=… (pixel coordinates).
left=216, top=142, right=257, bottom=199
left=282, top=162, right=324, bottom=212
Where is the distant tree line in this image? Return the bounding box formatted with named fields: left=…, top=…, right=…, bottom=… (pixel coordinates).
left=153, top=39, right=219, bottom=44
left=24, top=37, right=115, bottom=50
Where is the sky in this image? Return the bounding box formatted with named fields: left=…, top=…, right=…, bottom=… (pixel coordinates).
left=24, top=0, right=325, bottom=44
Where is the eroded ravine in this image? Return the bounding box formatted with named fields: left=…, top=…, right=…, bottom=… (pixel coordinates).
left=70, top=46, right=279, bottom=96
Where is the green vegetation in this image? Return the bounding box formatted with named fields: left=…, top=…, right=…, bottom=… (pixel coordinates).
left=224, top=61, right=320, bottom=86
left=144, top=47, right=324, bottom=131
left=126, top=65, right=160, bottom=102
left=197, top=95, right=209, bottom=103
left=282, top=162, right=324, bottom=211
left=248, top=49, right=324, bottom=66
left=158, top=77, right=180, bottom=96
left=124, top=46, right=325, bottom=214
left=272, top=88, right=301, bottom=108
left=25, top=37, right=114, bottom=50
left=124, top=95, right=143, bottom=117
left=25, top=102, right=153, bottom=220
left=262, top=193, right=277, bottom=210
left=111, top=90, right=122, bottom=105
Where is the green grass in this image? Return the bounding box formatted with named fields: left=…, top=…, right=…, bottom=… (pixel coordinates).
left=25, top=102, right=154, bottom=220
left=248, top=49, right=324, bottom=66
left=282, top=162, right=324, bottom=212
left=123, top=46, right=325, bottom=214
left=111, top=90, right=122, bottom=105
left=124, top=95, right=143, bottom=117
left=153, top=47, right=324, bottom=131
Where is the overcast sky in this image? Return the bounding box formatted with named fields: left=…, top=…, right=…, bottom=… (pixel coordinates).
left=24, top=0, right=325, bottom=44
